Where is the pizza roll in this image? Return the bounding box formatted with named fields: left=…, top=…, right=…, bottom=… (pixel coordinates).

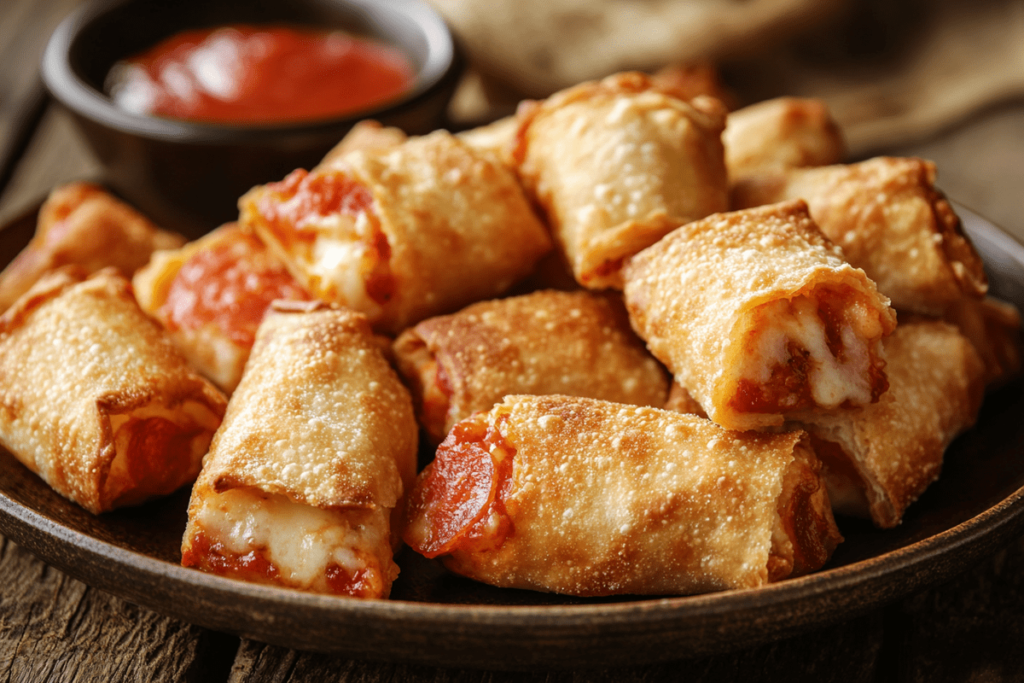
left=623, top=200, right=897, bottom=431
left=181, top=302, right=418, bottom=598
left=732, top=157, right=988, bottom=315
left=794, top=320, right=986, bottom=528
left=943, top=295, right=1022, bottom=386
left=0, top=182, right=185, bottom=311
left=239, top=130, right=552, bottom=334
left=650, top=62, right=737, bottom=110
left=392, top=290, right=669, bottom=444
left=318, top=120, right=408, bottom=168
left=723, top=97, right=845, bottom=186
left=512, top=72, right=728, bottom=289
left=404, top=395, right=842, bottom=597
left=0, top=268, right=226, bottom=514
left=457, top=115, right=518, bottom=168
left=133, top=223, right=311, bottom=393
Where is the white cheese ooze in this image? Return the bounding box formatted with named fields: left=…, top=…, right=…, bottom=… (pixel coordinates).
left=740, top=293, right=875, bottom=409
left=194, top=487, right=393, bottom=594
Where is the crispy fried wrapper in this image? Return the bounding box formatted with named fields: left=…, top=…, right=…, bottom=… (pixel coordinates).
left=133, top=223, right=311, bottom=393
left=239, top=130, right=552, bottom=334
left=404, top=395, right=842, bottom=597
left=723, top=97, right=846, bottom=185
left=795, top=320, right=986, bottom=528
left=623, top=200, right=897, bottom=431
left=0, top=182, right=185, bottom=311
left=943, top=295, right=1022, bottom=386
left=318, top=120, right=408, bottom=168
left=180, top=302, right=418, bottom=598
left=0, top=268, right=226, bottom=514
left=512, top=72, right=729, bottom=289
left=732, top=157, right=988, bottom=315
left=393, top=290, right=669, bottom=444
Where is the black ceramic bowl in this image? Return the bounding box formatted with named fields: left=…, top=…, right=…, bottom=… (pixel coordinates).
left=41, top=0, right=460, bottom=237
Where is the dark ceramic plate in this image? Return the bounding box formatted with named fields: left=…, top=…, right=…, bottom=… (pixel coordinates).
left=2, top=201, right=1024, bottom=671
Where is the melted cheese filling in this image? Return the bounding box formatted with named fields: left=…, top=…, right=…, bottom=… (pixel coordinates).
left=193, top=487, right=392, bottom=592
left=307, top=212, right=384, bottom=320
left=741, top=293, right=879, bottom=409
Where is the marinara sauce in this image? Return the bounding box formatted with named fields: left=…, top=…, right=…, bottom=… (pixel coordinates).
left=107, top=25, right=415, bottom=124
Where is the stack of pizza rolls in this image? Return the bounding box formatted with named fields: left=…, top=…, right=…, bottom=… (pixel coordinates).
left=0, top=68, right=1017, bottom=600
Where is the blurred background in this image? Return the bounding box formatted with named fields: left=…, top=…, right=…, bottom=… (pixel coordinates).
left=2, top=0, right=1023, bottom=236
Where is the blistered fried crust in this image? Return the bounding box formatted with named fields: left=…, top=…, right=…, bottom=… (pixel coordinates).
left=732, top=157, right=988, bottom=315
left=192, top=301, right=417, bottom=510
left=622, top=200, right=896, bottom=431
left=409, top=395, right=840, bottom=597
left=723, top=98, right=845, bottom=185
left=512, top=72, right=729, bottom=289
left=318, top=120, right=408, bottom=169
left=943, top=296, right=1022, bottom=386
left=0, top=182, right=185, bottom=311
left=181, top=302, right=417, bottom=597
left=392, top=290, right=669, bottom=444
left=240, top=131, right=552, bottom=333
left=0, top=268, right=226, bottom=514
left=457, top=115, right=519, bottom=168
left=796, top=320, right=986, bottom=528
left=133, top=223, right=310, bottom=393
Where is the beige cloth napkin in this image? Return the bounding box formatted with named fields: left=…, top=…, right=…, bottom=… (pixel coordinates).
left=433, top=0, right=1024, bottom=156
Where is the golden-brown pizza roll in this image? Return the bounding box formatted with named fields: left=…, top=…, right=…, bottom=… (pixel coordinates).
left=512, top=72, right=729, bottom=290
left=794, top=320, right=986, bottom=528
left=623, top=200, right=897, bottom=431
left=239, top=130, right=552, bottom=334
left=723, top=97, right=845, bottom=186
left=133, top=223, right=311, bottom=393
left=0, top=182, right=185, bottom=311
left=180, top=302, right=418, bottom=598
left=943, top=295, right=1022, bottom=386
left=732, top=157, right=988, bottom=315
left=392, top=290, right=669, bottom=444
left=318, top=120, right=408, bottom=169
left=456, top=115, right=518, bottom=168
left=650, top=62, right=738, bottom=110
left=404, top=395, right=842, bottom=597
left=0, top=267, right=226, bottom=514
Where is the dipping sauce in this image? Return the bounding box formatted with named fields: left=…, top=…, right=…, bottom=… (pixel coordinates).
left=107, top=25, right=415, bottom=125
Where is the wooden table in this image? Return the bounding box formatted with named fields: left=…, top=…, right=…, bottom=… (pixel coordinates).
left=3, top=1, right=1024, bottom=681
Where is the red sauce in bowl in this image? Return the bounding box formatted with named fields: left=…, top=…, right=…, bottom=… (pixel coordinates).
left=107, top=25, right=415, bottom=124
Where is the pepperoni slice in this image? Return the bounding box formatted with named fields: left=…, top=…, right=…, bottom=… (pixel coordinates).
left=162, top=230, right=309, bottom=346
left=405, top=419, right=516, bottom=558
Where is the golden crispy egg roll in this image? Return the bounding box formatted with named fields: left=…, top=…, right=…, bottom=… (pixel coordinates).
left=404, top=395, right=842, bottom=597
left=512, top=72, right=729, bottom=289
left=0, top=268, right=226, bottom=514
left=318, top=120, right=408, bottom=169
left=239, top=130, right=552, bottom=334
left=133, top=223, right=311, bottom=393
left=943, top=295, right=1022, bottom=386
left=732, top=157, right=988, bottom=315
left=392, top=290, right=669, bottom=444
left=623, top=200, right=897, bottom=431
left=723, top=97, right=845, bottom=185
left=0, top=182, right=185, bottom=311
left=794, top=320, right=986, bottom=528
left=181, top=302, right=418, bottom=598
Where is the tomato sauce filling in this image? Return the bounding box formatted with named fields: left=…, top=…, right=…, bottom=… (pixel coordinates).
left=768, top=451, right=843, bottom=581
left=256, top=169, right=395, bottom=306
left=112, top=416, right=202, bottom=506
left=729, top=290, right=888, bottom=415
left=107, top=25, right=415, bottom=125
left=161, top=230, right=310, bottom=346
left=404, top=417, right=516, bottom=558
left=183, top=530, right=385, bottom=598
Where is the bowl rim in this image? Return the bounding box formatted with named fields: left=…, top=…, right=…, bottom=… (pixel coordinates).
left=40, top=0, right=456, bottom=143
